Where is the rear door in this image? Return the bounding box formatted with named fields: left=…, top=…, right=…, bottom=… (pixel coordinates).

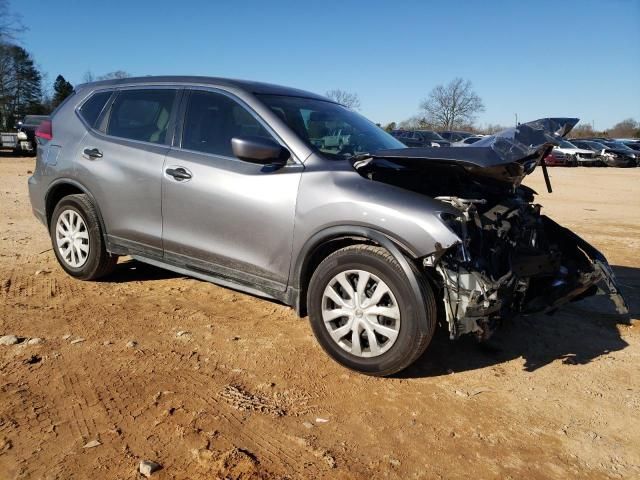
left=75, top=87, right=180, bottom=257
left=161, top=88, right=302, bottom=292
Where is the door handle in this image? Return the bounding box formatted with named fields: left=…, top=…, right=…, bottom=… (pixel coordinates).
left=165, top=167, right=192, bottom=181
left=83, top=148, right=103, bottom=158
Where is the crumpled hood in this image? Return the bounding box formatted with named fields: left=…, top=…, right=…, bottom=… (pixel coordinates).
left=359, top=118, right=580, bottom=190
left=371, top=118, right=580, bottom=168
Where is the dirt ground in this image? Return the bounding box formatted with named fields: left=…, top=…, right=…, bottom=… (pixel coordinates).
left=0, top=153, right=638, bottom=479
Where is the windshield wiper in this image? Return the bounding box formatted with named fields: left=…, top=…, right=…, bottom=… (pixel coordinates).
left=349, top=152, right=372, bottom=162
left=350, top=152, right=374, bottom=170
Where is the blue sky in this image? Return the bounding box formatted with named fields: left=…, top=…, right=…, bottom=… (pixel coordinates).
left=17, top=0, right=640, bottom=129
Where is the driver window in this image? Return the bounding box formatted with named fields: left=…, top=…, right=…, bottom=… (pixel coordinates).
left=182, top=90, right=273, bottom=157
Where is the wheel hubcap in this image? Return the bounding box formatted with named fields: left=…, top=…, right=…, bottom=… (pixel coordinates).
left=55, top=209, right=89, bottom=268
left=321, top=269, right=401, bottom=358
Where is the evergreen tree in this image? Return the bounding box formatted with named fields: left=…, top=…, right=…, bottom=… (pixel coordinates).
left=52, top=74, right=73, bottom=108
left=0, top=43, right=43, bottom=129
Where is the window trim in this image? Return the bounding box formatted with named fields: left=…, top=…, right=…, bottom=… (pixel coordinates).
left=99, top=86, right=182, bottom=147
left=173, top=86, right=301, bottom=165
left=75, top=88, right=116, bottom=131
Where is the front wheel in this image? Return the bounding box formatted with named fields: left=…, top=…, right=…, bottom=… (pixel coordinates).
left=307, top=245, right=436, bottom=376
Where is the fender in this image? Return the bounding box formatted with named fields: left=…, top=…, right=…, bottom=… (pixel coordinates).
left=291, top=225, right=428, bottom=320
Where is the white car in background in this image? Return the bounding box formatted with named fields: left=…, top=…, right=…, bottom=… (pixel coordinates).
left=553, top=139, right=600, bottom=166
left=451, top=135, right=485, bottom=146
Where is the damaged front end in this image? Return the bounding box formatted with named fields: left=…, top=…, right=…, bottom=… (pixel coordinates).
left=429, top=195, right=627, bottom=340
left=354, top=118, right=629, bottom=340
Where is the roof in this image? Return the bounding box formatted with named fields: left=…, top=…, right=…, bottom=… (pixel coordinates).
left=75, top=75, right=330, bottom=101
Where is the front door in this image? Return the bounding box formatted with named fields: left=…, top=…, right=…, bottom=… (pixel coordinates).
left=161, top=89, right=302, bottom=292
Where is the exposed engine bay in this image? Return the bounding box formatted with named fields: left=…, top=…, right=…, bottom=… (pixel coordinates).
left=353, top=118, right=628, bottom=340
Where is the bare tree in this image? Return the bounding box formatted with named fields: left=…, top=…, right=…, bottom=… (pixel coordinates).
left=325, top=89, right=361, bottom=110
left=82, top=70, right=95, bottom=83
left=570, top=124, right=599, bottom=139
left=97, top=70, right=131, bottom=80
left=608, top=118, right=639, bottom=138
left=420, top=78, right=484, bottom=130
left=0, top=0, right=26, bottom=43
left=397, top=115, right=432, bottom=130
left=81, top=70, right=131, bottom=83
left=480, top=123, right=508, bottom=135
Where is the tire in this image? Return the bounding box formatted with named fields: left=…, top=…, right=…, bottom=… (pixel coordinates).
left=50, top=194, right=117, bottom=280
left=307, top=245, right=436, bottom=376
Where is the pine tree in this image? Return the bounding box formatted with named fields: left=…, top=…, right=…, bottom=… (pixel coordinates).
left=0, top=43, right=44, bottom=129
left=52, top=74, right=73, bottom=108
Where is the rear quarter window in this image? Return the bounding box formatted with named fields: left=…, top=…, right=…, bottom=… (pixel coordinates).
left=78, top=91, right=112, bottom=128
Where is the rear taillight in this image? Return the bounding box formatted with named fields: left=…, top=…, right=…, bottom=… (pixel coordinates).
left=35, top=120, right=52, bottom=141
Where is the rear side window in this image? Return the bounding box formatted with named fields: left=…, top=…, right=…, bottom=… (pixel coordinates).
left=107, top=89, right=176, bottom=144
left=181, top=90, right=273, bottom=157
left=78, top=91, right=112, bottom=128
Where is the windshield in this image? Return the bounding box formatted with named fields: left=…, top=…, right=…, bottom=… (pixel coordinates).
left=257, top=95, right=404, bottom=159
left=559, top=140, right=577, bottom=148
left=604, top=141, right=633, bottom=151
left=419, top=131, right=446, bottom=141
left=587, top=141, right=607, bottom=150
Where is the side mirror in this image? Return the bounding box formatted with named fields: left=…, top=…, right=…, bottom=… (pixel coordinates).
left=231, top=136, right=290, bottom=165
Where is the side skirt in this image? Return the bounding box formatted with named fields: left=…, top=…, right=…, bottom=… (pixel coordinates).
left=129, top=254, right=297, bottom=307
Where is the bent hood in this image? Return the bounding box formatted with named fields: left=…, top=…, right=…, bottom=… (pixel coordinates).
left=361, top=117, right=580, bottom=187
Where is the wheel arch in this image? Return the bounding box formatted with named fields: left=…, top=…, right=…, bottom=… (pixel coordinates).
left=45, top=179, right=108, bottom=243
left=292, top=226, right=426, bottom=318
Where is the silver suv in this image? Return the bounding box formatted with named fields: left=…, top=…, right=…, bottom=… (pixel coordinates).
left=28, top=76, right=627, bottom=376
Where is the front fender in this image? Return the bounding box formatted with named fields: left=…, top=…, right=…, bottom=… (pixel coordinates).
left=292, top=161, right=461, bottom=262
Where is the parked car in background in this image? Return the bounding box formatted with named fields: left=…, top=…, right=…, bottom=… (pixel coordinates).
left=391, top=130, right=450, bottom=147
left=620, top=142, right=640, bottom=152
left=438, top=130, right=474, bottom=142
left=613, top=138, right=640, bottom=150
left=544, top=149, right=571, bottom=166
left=321, top=127, right=353, bottom=150
left=451, top=135, right=484, bottom=146
left=599, top=140, right=638, bottom=166
left=570, top=139, right=636, bottom=167
left=616, top=139, right=640, bottom=152
left=553, top=140, right=600, bottom=167
left=0, top=115, right=48, bottom=155
left=569, top=140, right=609, bottom=166
left=27, top=76, right=627, bottom=375
left=571, top=138, right=638, bottom=167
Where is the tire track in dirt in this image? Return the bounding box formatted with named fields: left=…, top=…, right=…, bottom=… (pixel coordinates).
left=75, top=357, right=317, bottom=477
left=180, top=370, right=323, bottom=477
left=0, top=266, right=82, bottom=305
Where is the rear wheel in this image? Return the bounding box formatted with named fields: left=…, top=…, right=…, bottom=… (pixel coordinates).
left=307, top=245, right=436, bottom=376
left=50, top=194, right=117, bottom=280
